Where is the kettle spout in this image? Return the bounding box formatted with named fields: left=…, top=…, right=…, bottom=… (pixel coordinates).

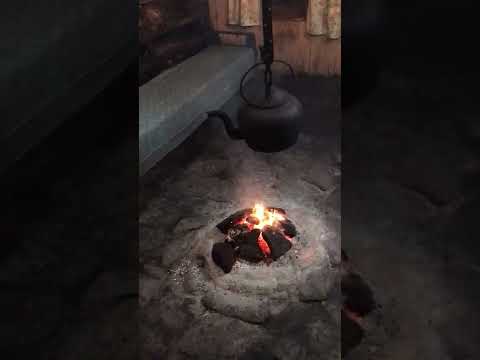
left=207, top=111, right=243, bottom=140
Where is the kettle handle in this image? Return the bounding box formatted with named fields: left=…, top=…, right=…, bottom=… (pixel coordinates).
left=239, top=60, right=296, bottom=110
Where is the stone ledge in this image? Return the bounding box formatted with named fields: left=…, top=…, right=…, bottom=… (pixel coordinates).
left=139, top=45, right=255, bottom=176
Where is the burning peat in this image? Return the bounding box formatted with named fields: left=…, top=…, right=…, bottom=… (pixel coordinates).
left=212, top=204, right=297, bottom=273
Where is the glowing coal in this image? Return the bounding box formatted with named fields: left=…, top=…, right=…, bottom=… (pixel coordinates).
left=212, top=204, right=297, bottom=273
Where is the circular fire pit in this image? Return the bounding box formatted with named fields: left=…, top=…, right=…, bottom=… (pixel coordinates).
left=212, top=204, right=297, bottom=273
left=169, top=204, right=340, bottom=325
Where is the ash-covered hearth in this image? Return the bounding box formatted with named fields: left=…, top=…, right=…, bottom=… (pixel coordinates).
left=140, top=75, right=342, bottom=360
left=212, top=204, right=297, bottom=272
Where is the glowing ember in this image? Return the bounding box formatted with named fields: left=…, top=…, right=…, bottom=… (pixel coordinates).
left=257, top=232, right=271, bottom=257
left=238, top=203, right=287, bottom=257
left=214, top=204, right=296, bottom=270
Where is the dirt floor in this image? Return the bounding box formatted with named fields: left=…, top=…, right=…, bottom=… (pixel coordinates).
left=343, top=57, right=480, bottom=359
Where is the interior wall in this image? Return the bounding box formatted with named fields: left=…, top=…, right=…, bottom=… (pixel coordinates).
left=208, top=0, right=340, bottom=76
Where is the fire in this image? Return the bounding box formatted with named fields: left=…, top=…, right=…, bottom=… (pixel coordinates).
left=237, top=203, right=286, bottom=258
left=257, top=232, right=271, bottom=256
left=250, top=203, right=284, bottom=230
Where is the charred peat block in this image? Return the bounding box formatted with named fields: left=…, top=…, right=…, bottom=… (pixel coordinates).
left=226, top=223, right=250, bottom=247
left=262, top=226, right=292, bottom=261
left=278, top=218, right=297, bottom=237
left=236, top=229, right=264, bottom=263
left=213, top=207, right=297, bottom=272
left=216, top=208, right=252, bottom=234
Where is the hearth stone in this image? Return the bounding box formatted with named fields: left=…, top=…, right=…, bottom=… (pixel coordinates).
left=212, top=242, right=236, bottom=273
left=216, top=208, right=252, bottom=234
left=262, top=226, right=292, bottom=260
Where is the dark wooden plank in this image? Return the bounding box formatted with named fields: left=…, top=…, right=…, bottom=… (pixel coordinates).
left=308, top=36, right=341, bottom=76
left=208, top=0, right=218, bottom=29
left=213, top=0, right=262, bottom=49
left=272, top=19, right=311, bottom=74
left=272, top=0, right=307, bottom=21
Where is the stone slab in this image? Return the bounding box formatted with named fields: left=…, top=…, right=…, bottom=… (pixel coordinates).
left=139, top=45, right=255, bottom=175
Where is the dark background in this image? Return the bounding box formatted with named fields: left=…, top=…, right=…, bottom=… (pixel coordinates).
left=0, top=63, right=138, bottom=358
left=343, top=1, right=480, bottom=358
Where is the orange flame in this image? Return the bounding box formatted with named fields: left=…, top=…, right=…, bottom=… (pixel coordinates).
left=237, top=203, right=287, bottom=258
left=257, top=232, right=271, bottom=256
left=250, top=203, right=284, bottom=230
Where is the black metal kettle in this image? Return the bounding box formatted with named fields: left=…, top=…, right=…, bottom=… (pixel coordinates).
left=208, top=0, right=303, bottom=153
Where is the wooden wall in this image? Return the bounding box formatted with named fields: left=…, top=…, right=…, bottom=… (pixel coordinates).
left=208, top=0, right=341, bottom=76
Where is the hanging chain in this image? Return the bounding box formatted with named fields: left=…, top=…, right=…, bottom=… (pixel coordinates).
left=261, top=0, right=274, bottom=100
